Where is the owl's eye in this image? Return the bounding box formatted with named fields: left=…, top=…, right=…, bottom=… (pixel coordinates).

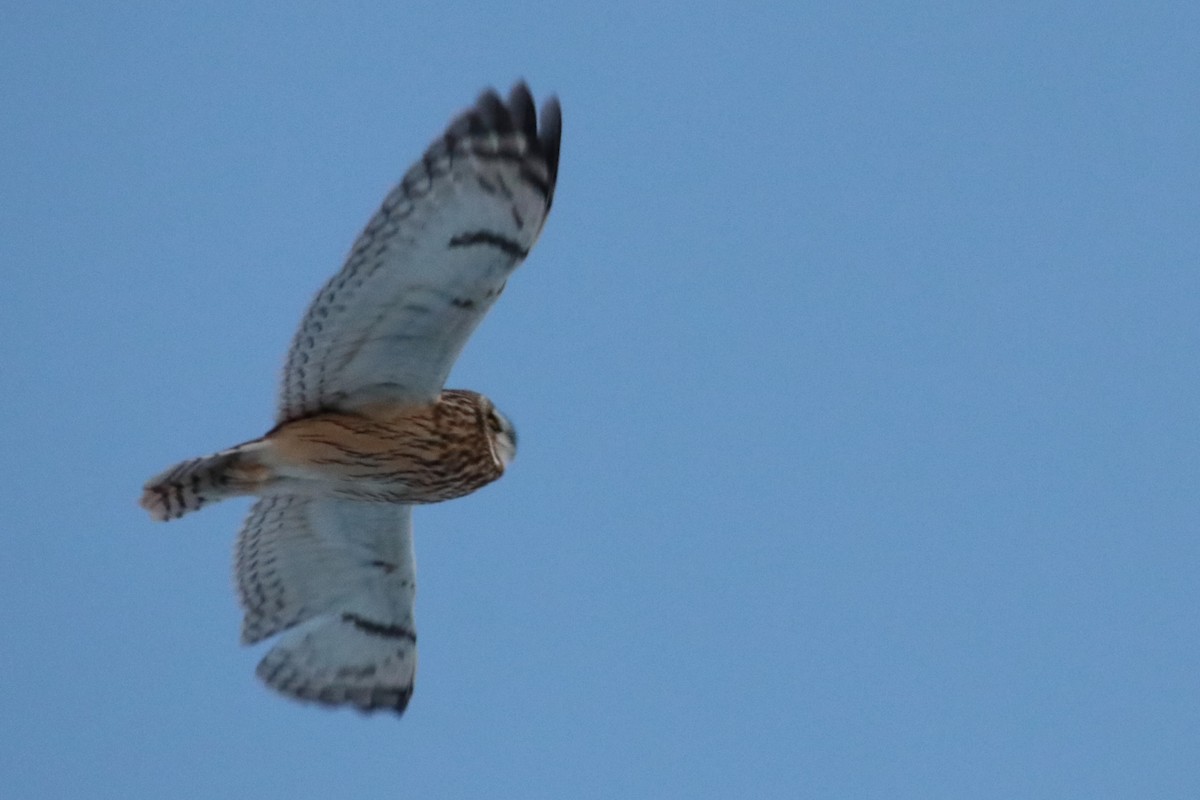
left=487, top=412, right=503, bottom=433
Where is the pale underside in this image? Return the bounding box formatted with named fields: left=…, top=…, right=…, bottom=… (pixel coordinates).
left=229, top=84, right=561, bottom=713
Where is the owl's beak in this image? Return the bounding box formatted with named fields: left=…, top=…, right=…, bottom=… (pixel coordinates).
left=492, top=412, right=517, bottom=469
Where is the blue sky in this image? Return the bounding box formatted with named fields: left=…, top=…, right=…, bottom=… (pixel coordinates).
left=2, top=2, right=1198, bottom=797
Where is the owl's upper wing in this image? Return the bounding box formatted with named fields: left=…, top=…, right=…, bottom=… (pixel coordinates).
left=236, top=495, right=418, bottom=714
left=277, top=83, right=561, bottom=421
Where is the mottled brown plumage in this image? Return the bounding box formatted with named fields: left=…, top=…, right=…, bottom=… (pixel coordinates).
left=139, top=389, right=513, bottom=521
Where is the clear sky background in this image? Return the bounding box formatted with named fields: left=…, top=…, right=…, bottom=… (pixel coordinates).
left=2, top=2, right=1197, bottom=798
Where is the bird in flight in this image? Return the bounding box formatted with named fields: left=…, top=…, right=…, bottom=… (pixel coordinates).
left=140, top=82, right=561, bottom=714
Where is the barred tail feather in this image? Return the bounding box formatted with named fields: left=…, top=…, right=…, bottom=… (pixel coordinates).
left=140, top=441, right=271, bottom=521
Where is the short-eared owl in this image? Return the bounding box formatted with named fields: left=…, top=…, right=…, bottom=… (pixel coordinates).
left=140, top=83, right=561, bottom=714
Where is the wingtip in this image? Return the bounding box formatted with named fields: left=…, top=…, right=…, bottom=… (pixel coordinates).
left=506, top=82, right=537, bottom=141
left=473, top=88, right=514, bottom=134
left=461, top=82, right=562, bottom=194
left=439, top=82, right=561, bottom=204
left=253, top=611, right=419, bottom=716
left=537, top=94, right=562, bottom=189
left=257, top=651, right=415, bottom=715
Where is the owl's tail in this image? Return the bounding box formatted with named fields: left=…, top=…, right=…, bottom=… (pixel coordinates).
left=140, top=440, right=273, bottom=522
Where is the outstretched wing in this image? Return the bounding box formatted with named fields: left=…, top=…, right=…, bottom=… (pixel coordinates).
left=277, top=83, right=562, bottom=421
left=236, top=496, right=418, bottom=713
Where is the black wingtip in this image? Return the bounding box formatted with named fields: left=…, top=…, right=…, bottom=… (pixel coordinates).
left=474, top=89, right=514, bottom=134
left=444, top=82, right=561, bottom=204
left=446, top=107, right=487, bottom=138
left=507, top=82, right=538, bottom=141
left=537, top=94, right=562, bottom=192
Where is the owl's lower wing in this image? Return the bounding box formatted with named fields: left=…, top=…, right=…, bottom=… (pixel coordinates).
left=236, top=496, right=418, bottom=714
left=278, top=83, right=562, bottom=421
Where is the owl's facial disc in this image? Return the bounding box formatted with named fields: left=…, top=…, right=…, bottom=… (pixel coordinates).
left=486, top=407, right=517, bottom=468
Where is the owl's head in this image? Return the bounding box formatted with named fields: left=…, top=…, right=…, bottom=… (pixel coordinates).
left=484, top=402, right=518, bottom=470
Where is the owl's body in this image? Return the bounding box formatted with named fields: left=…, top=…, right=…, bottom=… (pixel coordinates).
left=141, top=389, right=515, bottom=519
left=139, top=84, right=561, bottom=714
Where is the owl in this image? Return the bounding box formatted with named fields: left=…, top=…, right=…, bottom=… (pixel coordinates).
left=140, top=83, right=561, bottom=714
